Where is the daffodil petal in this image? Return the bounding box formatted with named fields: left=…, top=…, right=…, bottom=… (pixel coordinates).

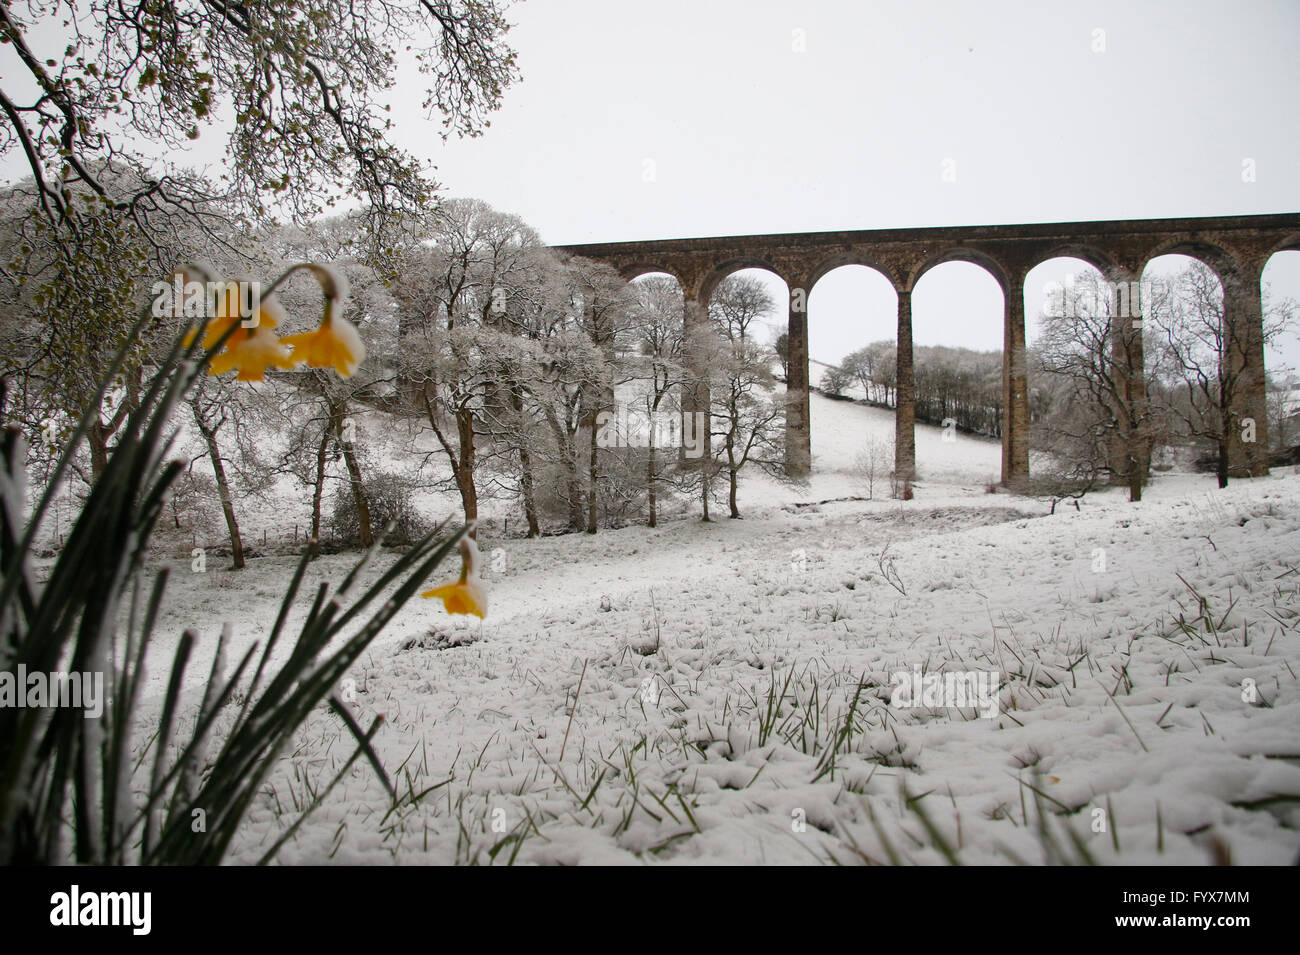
left=421, top=579, right=486, bottom=618
left=207, top=325, right=294, bottom=381
left=280, top=316, right=364, bottom=377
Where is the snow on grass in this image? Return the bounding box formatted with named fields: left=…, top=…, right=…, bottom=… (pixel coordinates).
left=807, top=386, right=1002, bottom=487
left=130, top=392, right=1300, bottom=865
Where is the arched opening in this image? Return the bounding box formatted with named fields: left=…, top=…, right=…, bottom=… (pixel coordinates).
left=699, top=266, right=789, bottom=517
left=1141, top=252, right=1236, bottom=483
left=619, top=263, right=687, bottom=288
left=1261, top=249, right=1300, bottom=452
left=909, top=261, right=1004, bottom=485
left=805, top=264, right=897, bottom=477
left=703, top=266, right=788, bottom=345
left=1023, top=256, right=1122, bottom=485
left=619, top=271, right=692, bottom=527
left=627, top=269, right=684, bottom=288
left=1024, top=255, right=1114, bottom=342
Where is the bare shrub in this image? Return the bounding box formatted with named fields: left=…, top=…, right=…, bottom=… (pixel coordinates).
left=853, top=434, right=895, bottom=500
left=330, top=470, right=431, bottom=545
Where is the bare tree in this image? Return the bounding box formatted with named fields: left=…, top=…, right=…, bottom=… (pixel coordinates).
left=842, top=340, right=898, bottom=407
left=389, top=199, right=542, bottom=534
left=0, top=0, right=518, bottom=264
left=708, top=275, right=785, bottom=519
left=1148, top=262, right=1294, bottom=488
left=628, top=276, right=685, bottom=527
left=820, top=365, right=851, bottom=397
left=1035, top=269, right=1156, bottom=501
left=566, top=257, right=633, bottom=535
left=0, top=166, right=231, bottom=481
left=1266, top=380, right=1296, bottom=452
left=709, top=275, right=776, bottom=343
left=773, top=331, right=790, bottom=382
left=187, top=376, right=247, bottom=569
left=253, top=219, right=400, bottom=549
left=853, top=434, right=894, bottom=500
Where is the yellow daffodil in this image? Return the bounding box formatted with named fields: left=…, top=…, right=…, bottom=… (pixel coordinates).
left=422, top=578, right=488, bottom=617
left=422, top=530, right=487, bottom=618
left=208, top=324, right=296, bottom=381
left=279, top=303, right=365, bottom=378
left=173, top=263, right=361, bottom=380
left=184, top=279, right=280, bottom=350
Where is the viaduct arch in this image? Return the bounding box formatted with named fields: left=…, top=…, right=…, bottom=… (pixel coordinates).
left=554, top=213, right=1300, bottom=486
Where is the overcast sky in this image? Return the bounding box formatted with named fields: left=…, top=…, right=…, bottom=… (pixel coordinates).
left=4, top=0, right=1298, bottom=373
left=410, top=0, right=1300, bottom=374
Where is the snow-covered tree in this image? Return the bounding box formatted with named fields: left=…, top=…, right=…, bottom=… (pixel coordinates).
left=1035, top=269, right=1156, bottom=501
left=1148, top=262, right=1295, bottom=488
left=707, top=275, right=785, bottom=519
left=628, top=276, right=686, bottom=527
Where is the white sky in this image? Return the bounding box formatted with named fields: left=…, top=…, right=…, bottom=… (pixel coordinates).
left=411, top=0, right=1300, bottom=376
left=4, top=0, right=1298, bottom=374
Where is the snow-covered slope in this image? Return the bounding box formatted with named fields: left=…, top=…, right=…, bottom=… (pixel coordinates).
left=128, top=392, right=1300, bottom=866
left=806, top=387, right=1002, bottom=484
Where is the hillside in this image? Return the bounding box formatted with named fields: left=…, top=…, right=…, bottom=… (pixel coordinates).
left=106, top=389, right=1300, bottom=865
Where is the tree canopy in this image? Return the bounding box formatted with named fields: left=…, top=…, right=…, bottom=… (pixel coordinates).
left=0, top=0, right=520, bottom=261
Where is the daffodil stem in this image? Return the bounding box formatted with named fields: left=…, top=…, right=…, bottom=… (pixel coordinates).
left=260, top=262, right=341, bottom=303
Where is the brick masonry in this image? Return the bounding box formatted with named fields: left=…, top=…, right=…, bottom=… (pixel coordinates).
left=555, top=213, right=1300, bottom=484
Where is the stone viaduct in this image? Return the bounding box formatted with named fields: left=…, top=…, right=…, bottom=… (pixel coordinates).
left=555, top=213, right=1300, bottom=486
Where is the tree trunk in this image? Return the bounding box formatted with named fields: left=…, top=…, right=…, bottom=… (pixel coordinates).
left=1126, top=432, right=1143, bottom=502
left=191, top=405, right=244, bottom=570
left=555, top=428, right=582, bottom=532
left=542, top=406, right=582, bottom=532
left=455, top=462, right=479, bottom=532
left=519, top=444, right=540, bottom=538
left=423, top=382, right=478, bottom=537
left=700, top=460, right=711, bottom=522
left=455, top=406, right=478, bottom=537
left=511, top=389, right=540, bottom=538
left=1128, top=463, right=1142, bottom=502
left=566, top=462, right=583, bottom=531
left=333, top=403, right=372, bottom=547
left=1217, top=438, right=1230, bottom=489
left=310, top=425, right=329, bottom=555
left=586, top=415, right=599, bottom=534
left=647, top=439, right=657, bottom=528
left=87, top=418, right=109, bottom=480
left=726, top=425, right=741, bottom=519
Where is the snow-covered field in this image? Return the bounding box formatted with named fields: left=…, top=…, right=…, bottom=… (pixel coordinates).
left=138, top=391, right=1300, bottom=865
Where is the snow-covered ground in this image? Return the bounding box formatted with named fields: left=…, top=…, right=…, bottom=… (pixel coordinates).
left=135, top=390, right=1300, bottom=865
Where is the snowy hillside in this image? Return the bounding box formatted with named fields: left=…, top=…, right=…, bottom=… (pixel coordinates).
left=128, top=392, right=1300, bottom=865
left=807, top=386, right=1002, bottom=484
left=804, top=360, right=1002, bottom=484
